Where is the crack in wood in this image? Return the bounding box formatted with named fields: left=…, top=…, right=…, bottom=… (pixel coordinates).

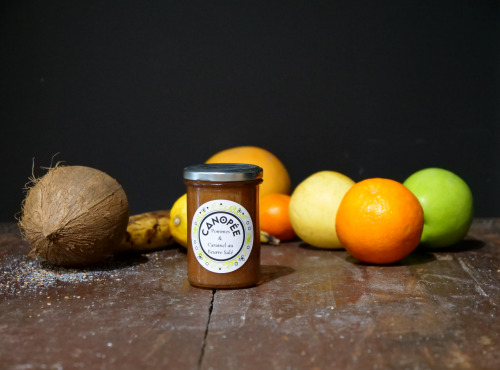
left=198, top=289, right=216, bottom=369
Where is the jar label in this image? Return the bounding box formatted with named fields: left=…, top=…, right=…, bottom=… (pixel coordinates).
left=191, top=199, right=254, bottom=273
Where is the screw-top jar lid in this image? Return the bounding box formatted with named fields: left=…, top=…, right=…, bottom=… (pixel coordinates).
left=184, top=163, right=263, bottom=182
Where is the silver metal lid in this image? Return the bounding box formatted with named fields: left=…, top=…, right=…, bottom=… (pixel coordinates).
left=184, top=163, right=263, bottom=182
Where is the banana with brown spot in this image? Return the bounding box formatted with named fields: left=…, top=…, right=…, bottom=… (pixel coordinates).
left=121, top=210, right=174, bottom=251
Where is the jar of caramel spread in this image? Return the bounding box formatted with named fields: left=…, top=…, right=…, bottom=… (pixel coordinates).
left=184, top=163, right=263, bottom=289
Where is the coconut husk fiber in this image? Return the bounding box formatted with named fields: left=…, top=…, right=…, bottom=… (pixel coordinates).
left=19, top=165, right=129, bottom=267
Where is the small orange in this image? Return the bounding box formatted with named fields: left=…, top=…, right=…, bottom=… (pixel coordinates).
left=260, top=193, right=296, bottom=241
left=335, top=178, right=424, bottom=264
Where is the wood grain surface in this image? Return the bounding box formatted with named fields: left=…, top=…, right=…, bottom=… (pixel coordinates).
left=1, top=220, right=499, bottom=369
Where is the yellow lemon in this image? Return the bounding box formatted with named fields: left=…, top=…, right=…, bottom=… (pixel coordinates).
left=170, top=193, right=187, bottom=247
left=289, top=171, right=355, bottom=249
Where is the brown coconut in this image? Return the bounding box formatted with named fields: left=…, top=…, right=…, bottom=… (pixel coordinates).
left=19, top=165, right=129, bottom=267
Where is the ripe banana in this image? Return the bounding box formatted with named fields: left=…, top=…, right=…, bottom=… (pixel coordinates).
left=120, top=210, right=174, bottom=251
left=260, top=230, right=280, bottom=246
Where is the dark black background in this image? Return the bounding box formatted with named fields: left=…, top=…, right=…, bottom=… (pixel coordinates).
left=1, top=0, right=498, bottom=221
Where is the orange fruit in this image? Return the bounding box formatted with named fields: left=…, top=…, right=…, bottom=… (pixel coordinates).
left=206, top=146, right=291, bottom=197
left=260, top=193, right=296, bottom=241
left=335, top=178, right=424, bottom=264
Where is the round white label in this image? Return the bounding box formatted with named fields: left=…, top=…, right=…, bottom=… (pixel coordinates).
left=191, top=199, right=254, bottom=273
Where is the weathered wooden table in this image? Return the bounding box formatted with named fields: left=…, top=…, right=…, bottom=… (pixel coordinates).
left=1, top=219, right=498, bottom=369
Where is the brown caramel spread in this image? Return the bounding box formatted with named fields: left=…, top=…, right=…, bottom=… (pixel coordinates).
left=184, top=164, right=263, bottom=289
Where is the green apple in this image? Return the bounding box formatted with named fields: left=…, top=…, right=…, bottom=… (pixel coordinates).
left=403, top=168, right=473, bottom=248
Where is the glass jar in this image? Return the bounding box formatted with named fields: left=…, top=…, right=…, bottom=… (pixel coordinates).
left=184, top=163, right=263, bottom=289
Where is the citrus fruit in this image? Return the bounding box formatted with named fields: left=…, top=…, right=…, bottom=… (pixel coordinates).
left=403, top=168, right=473, bottom=248
left=289, top=171, right=355, bottom=248
left=260, top=193, right=296, bottom=241
left=170, top=193, right=187, bottom=247
left=206, top=146, right=291, bottom=197
left=336, top=178, right=424, bottom=264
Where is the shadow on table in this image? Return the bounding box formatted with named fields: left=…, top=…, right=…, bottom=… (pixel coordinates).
left=298, top=242, right=344, bottom=251
left=345, top=252, right=436, bottom=267
left=417, top=238, right=486, bottom=253
left=299, top=238, right=485, bottom=267
left=258, top=265, right=295, bottom=285
left=39, top=252, right=150, bottom=272
left=297, top=241, right=436, bottom=266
